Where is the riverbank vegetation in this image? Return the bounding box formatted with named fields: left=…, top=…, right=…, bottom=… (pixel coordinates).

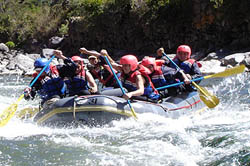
left=0, top=0, right=249, bottom=54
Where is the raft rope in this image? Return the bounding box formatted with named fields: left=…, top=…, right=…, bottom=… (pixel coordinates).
left=167, top=99, right=201, bottom=111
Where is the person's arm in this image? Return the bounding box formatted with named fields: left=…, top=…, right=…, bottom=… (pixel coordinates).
left=99, top=49, right=122, bottom=71
left=79, top=47, right=101, bottom=58
left=177, top=70, right=191, bottom=84
left=157, top=47, right=164, bottom=57
left=53, top=50, right=78, bottom=78
left=54, top=50, right=67, bottom=60
left=178, top=63, right=202, bottom=84
left=24, top=80, right=41, bottom=100
left=123, top=75, right=145, bottom=100
left=53, top=49, right=76, bottom=67
left=86, top=71, right=98, bottom=93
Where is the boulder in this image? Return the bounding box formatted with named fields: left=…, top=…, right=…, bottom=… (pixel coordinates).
left=241, top=57, right=250, bottom=69
left=48, top=36, right=64, bottom=48
left=0, top=43, right=9, bottom=52
left=221, top=53, right=245, bottom=66
left=199, top=59, right=226, bottom=74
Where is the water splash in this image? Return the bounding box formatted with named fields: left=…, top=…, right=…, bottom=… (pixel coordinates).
left=0, top=73, right=249, bottom=166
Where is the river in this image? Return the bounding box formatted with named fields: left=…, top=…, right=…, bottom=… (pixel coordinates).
left=0, top=73, right=249, bottom=166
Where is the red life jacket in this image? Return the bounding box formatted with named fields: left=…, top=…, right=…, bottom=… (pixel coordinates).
left=173, top=56, right=202, bottom=68
left=155, top=59, right=165, bottom=66
left=91, top=64, right=117, bottom=86
left=121, top=65, right=158, bottom=94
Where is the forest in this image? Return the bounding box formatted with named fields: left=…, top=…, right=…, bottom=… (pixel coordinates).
left=0, top=0, right=249, bottom=55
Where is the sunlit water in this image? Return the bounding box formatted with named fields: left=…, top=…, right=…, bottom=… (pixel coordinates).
left=0, top=73, right=249, bottom=166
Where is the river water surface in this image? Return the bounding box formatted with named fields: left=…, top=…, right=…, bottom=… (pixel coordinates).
left=0, top=73, right=249, bottom=166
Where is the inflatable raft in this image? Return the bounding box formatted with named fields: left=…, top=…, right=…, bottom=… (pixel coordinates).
left=30, top=91, right=205, bottom=127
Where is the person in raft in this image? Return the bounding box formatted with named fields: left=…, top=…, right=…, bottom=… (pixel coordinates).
left=23, top=51, right=73, bottom=109
left=54, top=50, right=98, bottom=96
left=80, top=48, right=120, bottom=89
left=140, top=56, right=181, bottom=97
left=80, top=48, right=160, bottom=102
left=23, top=50, right=98, bottom=109
left=164, top=45, right=202, bottom=92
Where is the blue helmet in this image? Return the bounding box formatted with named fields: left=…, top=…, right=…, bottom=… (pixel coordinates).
left=34, top=58, right=50, bottom=73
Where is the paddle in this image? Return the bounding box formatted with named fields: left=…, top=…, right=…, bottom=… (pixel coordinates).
left=0, top=56, right=55, bottom=127
left=103, top=55, right=138, bottom=118
left=162, top=52, right=219, bottom=108
left=203, top=64, right=245, bottom=79
left=17, top=107, right=39, bottom=119
left=157, top=64, right=246, bottom=91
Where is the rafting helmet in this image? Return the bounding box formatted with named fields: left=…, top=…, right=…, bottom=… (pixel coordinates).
left=72, top=56, right=84, bottom=66
left=176, top=45, right=191, bottom=59
left=141, top=57, right=156, bottom=71
left=34, top=58, right=50, bottom=73
left=120, top=55, right=138, bottom=71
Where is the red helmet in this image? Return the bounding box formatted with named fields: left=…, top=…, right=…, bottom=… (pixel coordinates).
left=71, top=56, right=84, bottom=67
left=120, top=55, right=138, bottom=71
left=141, top=57, right=156, bottom=70
left=176, top=45, right=191, bottom=59
left=72, top=56, right=83, bottom=61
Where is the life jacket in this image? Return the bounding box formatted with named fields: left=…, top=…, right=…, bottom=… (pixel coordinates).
left=171, top=58, right=198, bottom=74
left=90, top=64, right=118, bottom=87
left=149, top=66, right=167, bottom=88
left=171, top=58, right=202, bottom=91
left=121, top=65, right=160, bottom=100
left=64, top=68, right=88, bottom=96
left=33, top=65, right=66, bottom=102
left=155, top=59, right=165, bottom=66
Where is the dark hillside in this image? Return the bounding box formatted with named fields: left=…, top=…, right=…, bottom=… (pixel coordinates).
left=0, top=0, right=249, bottom=58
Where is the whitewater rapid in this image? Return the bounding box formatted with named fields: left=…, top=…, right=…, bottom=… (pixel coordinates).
left=0, top=73, right=249, bottom=166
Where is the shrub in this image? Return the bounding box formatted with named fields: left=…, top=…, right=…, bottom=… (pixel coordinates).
left=5, top=41, right=15, bottom=48
left=59, top=20, right=69, bottom=37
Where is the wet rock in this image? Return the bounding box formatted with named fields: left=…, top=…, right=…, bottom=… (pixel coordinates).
left=5, top=54, right=35, bottom=74
left=48, top=36, right=64, bottom=49
left=42, top=48, right=55, bottom=59
left=25, top=53, right=41, bottom=61
left=192, top=51, right=206, bottom=61
left=202, top=52, right=218, bottom=61
left=0, top=43, right=9, bottom=53
left=241, top=57, right=250, bottom=69
left=221, top=53, right=246, bottom=66
left=200, top=59, right=226, bottom=74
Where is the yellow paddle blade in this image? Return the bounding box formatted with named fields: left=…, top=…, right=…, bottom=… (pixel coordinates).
left=0, top=94, right=24, bottom=127
left=204, top=65, right=245, bottom=79
left=17, top=107, right=39, bottom=120
left=198, top=87, right=220, bottom=108
left=129, top=106, right=138, bottom=119
left=192, top=82, right=219, bottom=108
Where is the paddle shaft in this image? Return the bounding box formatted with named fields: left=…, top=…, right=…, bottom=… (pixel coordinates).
left=29, top=56, right=55, bottom=87
left=162, top=53, right=181, bottom=70
left=156, top=77, right=203, bottom=90
left=103, top=55, right=137, bottom=118
left=157, top=64, right=245, bottom=91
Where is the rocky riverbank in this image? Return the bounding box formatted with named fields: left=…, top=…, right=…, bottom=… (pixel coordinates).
left=0, top=43, right=249, bottom=77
